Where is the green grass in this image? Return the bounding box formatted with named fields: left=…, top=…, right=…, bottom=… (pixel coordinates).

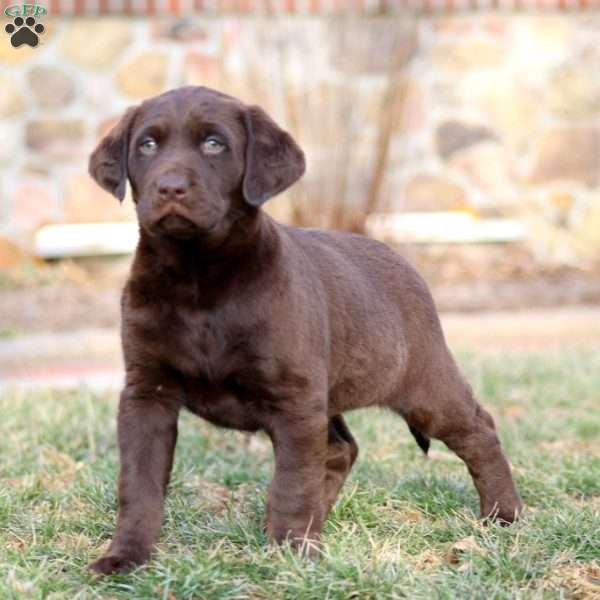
left=1, top=349, right=599, bottom=599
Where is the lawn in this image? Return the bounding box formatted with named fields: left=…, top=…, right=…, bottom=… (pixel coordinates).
left=1, top=349, right=599, bottom=599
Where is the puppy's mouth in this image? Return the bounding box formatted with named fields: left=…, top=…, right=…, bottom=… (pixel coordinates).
left=150, top=203, right=219, bottom=239
left=156, top=214, right=200, bottom=238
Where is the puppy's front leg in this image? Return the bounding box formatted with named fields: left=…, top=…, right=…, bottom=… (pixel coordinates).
left=89, top=380, right=181, bottom=575
left=266, top=410, right=328, bottom=556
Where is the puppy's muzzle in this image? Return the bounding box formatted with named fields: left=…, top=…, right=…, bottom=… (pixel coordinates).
left=157, top=173, right=189, bottom=203
left=151, top=174, right=218, bottom=238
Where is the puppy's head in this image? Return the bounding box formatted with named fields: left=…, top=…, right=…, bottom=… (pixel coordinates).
left=89, top=86, right=305, bottom=241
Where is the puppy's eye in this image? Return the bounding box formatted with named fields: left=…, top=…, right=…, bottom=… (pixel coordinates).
left=139, top=137, right=158, bottom=156
left=202, top=136, right=225, bottom=155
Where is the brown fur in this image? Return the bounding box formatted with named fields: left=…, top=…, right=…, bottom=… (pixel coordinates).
left=87, top=86, right=522, bottom=575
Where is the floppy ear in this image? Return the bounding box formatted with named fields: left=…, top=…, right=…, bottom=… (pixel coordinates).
left=242, top=106, right=306, bottom=207
left=89, top=107, right=138, bottom=202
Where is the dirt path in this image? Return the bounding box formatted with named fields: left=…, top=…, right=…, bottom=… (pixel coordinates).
left=442, top=307, right=600, bottom=351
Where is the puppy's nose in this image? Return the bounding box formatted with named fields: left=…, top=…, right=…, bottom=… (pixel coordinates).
left=157, top=173, right=189, bottom=201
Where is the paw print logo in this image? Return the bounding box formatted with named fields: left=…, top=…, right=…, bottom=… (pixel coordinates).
left=5, top=16, right=45, bottom=48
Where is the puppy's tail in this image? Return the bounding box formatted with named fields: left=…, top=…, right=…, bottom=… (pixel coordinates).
left=409, top=426, right=430, bottom=456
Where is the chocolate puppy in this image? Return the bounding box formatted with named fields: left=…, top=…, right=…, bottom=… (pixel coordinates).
left=88, top=86, right=522, bottom=575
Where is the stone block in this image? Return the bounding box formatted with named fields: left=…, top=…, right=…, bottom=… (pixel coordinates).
left=529, top=128, right=600, bottom=187
left=116, top=52, right=169, bottom=99
left=28, top=66, right=75, bottom=108
left=436, top=121, right=497, bottom=161
left=25, top=120, right=85, bottom=160
left=60, top=20, right=132, bottom=69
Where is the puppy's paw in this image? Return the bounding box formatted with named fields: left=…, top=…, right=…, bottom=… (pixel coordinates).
left=88, top=551, right=147, bottom=575
left=267, top=526, right=322, bottom=559
left=290, top=535, right=322, bottom=559
left=481, top=499, right=523, bottom=526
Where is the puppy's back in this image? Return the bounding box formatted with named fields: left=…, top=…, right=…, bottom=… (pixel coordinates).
left=288, top=226, right=443, bottom=339
left=283, top=226, right=449, bottom=407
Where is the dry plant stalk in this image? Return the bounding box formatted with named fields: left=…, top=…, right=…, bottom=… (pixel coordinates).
left=244, top=15, right=416, bottom=231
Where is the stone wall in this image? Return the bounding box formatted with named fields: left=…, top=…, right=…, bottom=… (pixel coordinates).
left=1, top=13, right=599, bottom=264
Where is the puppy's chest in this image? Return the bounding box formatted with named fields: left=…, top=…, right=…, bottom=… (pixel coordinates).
left=132, top=302, right=245, bottom=378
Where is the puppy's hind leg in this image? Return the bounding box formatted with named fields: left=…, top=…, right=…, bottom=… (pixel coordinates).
left=393, top=356, right=523, bottom=524
left=323, top=415, right=359, bottom=516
